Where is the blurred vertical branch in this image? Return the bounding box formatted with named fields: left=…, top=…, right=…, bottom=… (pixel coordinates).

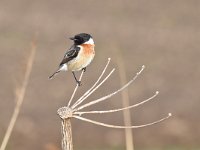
left=0, top=40, right=36, bottom=150
left=116, top=49, right=134, bottom=150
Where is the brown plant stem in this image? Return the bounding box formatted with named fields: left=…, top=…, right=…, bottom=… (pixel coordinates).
left=116, top=54, right=134, bottom=150
left=61, top=119, right=73, bottom=150
left=0, top=41, right=36, bottom=150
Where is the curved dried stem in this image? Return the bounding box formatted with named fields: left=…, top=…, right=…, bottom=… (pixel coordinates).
left=75, top=65, right=145, bottom=111
left=0, top=41, right=36, bottom=150
left=73, top=113, right=172, bottom=129
left=72, top=58, right=111, bottom=107
left=75, top=91, right=159, bottom=115
left=67, top=70, right=84, bottom=107
left=72, top=68, right=115, bottom=109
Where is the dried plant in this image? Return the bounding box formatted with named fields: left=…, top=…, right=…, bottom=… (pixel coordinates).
left=117, top=55, right=134, bottom=150
left=0, top=41, right=36, bottom=150
left=57, top=58, right=172, bottom=150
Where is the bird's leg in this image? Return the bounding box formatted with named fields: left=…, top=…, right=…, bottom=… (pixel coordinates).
left=72, top=72, right=81, bottom=86
left=82, top=67, right=86, bottom=72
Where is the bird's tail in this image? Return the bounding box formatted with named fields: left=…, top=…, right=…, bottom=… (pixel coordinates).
left=49, top=70, right=60, bottom=79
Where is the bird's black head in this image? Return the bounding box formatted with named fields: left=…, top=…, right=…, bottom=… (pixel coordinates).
left=70, top=33, right=93, bottom=45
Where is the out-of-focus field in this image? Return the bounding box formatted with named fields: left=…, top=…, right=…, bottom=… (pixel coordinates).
left=0, top=0, right=199, bottom=150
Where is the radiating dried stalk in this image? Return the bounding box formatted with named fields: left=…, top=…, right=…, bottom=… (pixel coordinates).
left=0, top=41, right=36, bottom=150
left=67, top=70, right=84, bottom=107
left=57, top=58, right=172, bottom=150
left=73, top=113, right=171, bottom=128
left=72, top=68, right=115, bottom=109
left=72, top=58, right=111, bottom=108
left=74, top=91, right=159, bottom=115
left=75, top=65, right=145, bottom=111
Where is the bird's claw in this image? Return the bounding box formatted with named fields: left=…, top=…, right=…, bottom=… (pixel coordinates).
left=82, top=67, right=86, bottom=72
left=77, top=80, right=82, bottom=86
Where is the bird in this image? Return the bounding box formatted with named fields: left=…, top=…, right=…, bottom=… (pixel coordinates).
left=49, top=33, right=95, bottom=86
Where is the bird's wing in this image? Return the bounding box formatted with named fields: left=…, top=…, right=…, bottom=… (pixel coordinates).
left=59, top=46, right=80, bottom=66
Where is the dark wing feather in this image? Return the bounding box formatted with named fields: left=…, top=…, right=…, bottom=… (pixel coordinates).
left=59, top=46, right=80, bottom=66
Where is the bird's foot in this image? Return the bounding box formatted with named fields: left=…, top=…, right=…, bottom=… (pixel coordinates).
left=82, top=67, right=86, bottom=72
left=76, top=80, right=82, bottom=86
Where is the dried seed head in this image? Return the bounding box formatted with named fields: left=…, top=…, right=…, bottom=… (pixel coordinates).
left=57, top=107, right=73, bottom=119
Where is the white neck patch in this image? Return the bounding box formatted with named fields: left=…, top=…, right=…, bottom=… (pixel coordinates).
left=84, top=38, right=94, bottom=45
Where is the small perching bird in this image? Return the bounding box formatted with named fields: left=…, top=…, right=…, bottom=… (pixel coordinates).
left=49, top=33, right=95, bottom=85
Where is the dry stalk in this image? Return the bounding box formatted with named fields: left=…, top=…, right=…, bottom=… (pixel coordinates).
left=117, top=54, right=134, bottom=150
left=57, top=58, right=172, bottom=150
left=61, top=119, right=73, bottom=150
left=0, top=41, right=36, bottom=150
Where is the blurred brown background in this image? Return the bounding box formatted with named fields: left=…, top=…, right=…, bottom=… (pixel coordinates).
left=0, top=0, right=200, bottom=150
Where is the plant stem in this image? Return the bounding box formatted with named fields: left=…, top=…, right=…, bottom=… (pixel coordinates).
left=61, top=119, right=73, bottom=150
left=117, top=56, right=134, bottom=150
left=0, top=41, right=36, bottom=150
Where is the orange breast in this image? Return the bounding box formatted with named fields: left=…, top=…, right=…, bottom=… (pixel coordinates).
left=81, top=44, right=95, bottom=55
left=67, top=44, right=95, bottom=71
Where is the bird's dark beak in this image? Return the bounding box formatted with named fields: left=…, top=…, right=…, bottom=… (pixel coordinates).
left=69, top=37, right=75, bottom=40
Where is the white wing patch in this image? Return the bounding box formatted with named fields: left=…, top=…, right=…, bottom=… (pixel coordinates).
left=59, top=64, right=68, bottom=71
